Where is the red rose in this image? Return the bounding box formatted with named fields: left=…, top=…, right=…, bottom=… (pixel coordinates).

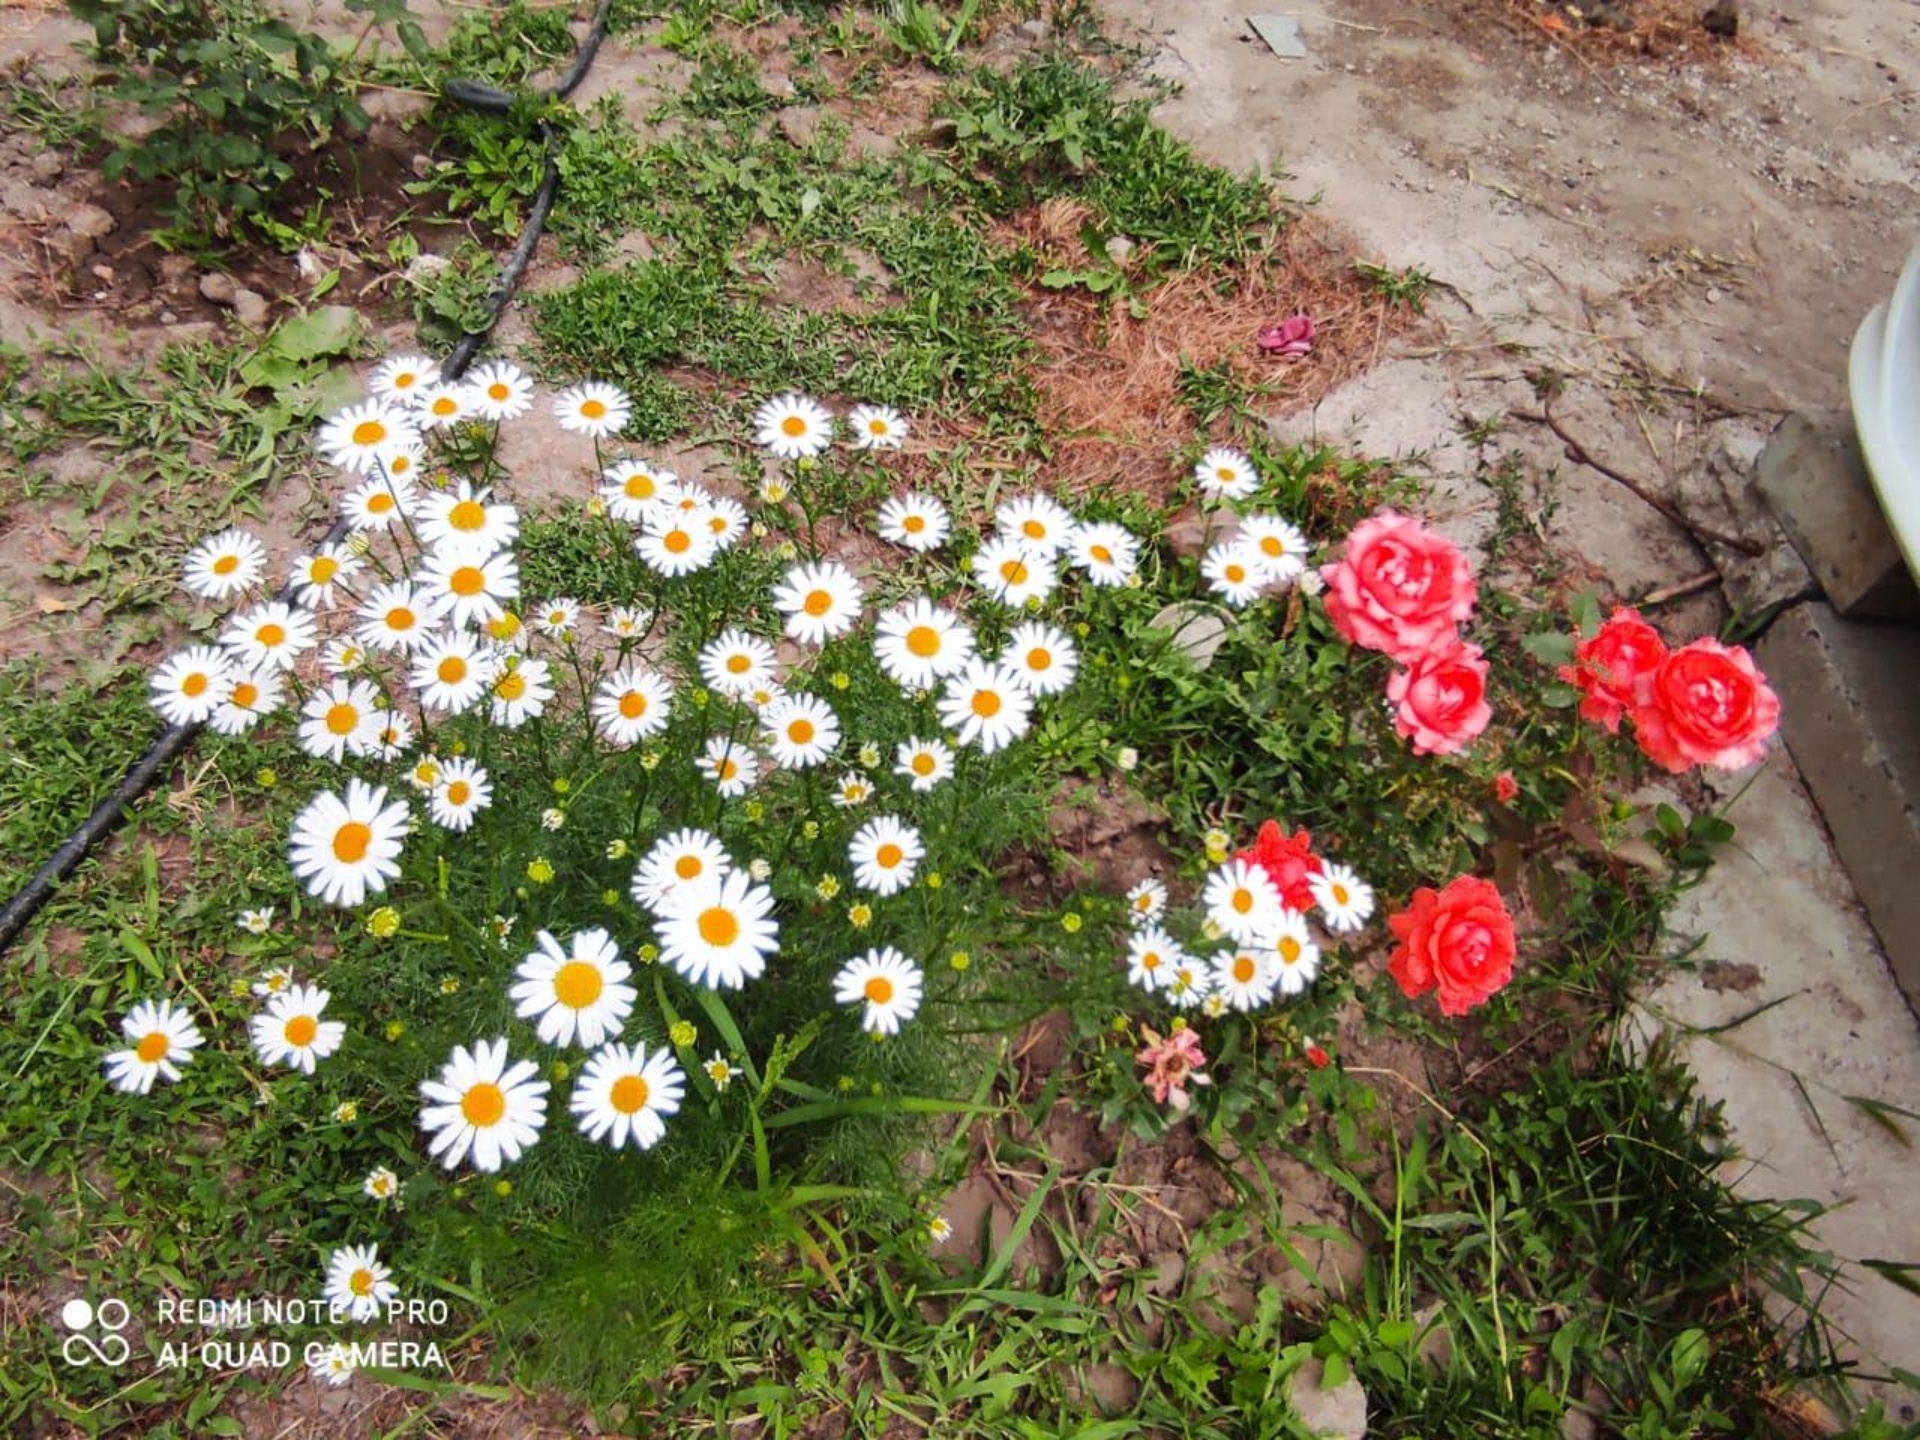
left=1386, top=875, right=1516, bottom=1017
left=1493, top=771, right=1518, bottom=803
left=1234, top=821, right=1322, bottom=911
left=1304, top=1040, right=1331, bottom=1070
left=1386, top=640, right=1492, bottom=757
left=1559, top=608, right=1665, bottom=734
left=1321, top=510, right=1477, bottom=662
left=1631, top=638, right=1781, bottom=773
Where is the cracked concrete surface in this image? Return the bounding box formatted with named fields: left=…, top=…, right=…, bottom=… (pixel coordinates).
left=1100, top=0, right=1920, bottom=1414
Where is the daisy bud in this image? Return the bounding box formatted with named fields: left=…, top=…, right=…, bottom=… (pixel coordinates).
left=606, top=838, right=630, bottom=861
left=527, top=858, right=555, bottom=885
left=440, top=977, right=460, bottom=995
left=848, top=903, right=873, bottom=929
left=669, top=1020, right=697, bottom=1049
left=385, top=1021, right=405, bottom=1041
left=366, top=907, right=400, bottom=939
left=541, top=808, right=566, bottom=831
left=1062, top=913, right=1083, bottom=934
left=493, top=1180, right=512, bottom=1197
left=949, top=950, right=970, bottom=971
left=256, top=768, right=278, bottom=789
left=601, top=889, right=620, bottom=906
left=333, top=1101, right=358, bottom=1123
left=1116, top=746, right=1139, bottom=772
left=749, top=858, right=772, bottom=881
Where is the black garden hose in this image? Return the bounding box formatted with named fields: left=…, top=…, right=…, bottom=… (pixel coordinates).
left=0, top=0, right=614, bottom=955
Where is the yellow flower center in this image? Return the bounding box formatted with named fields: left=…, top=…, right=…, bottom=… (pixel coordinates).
left=780, top=415, right=807, bottom=437
left=445, top=780, right=472, bottom=806
left=431, top=395, right=458, bottom=417
left=610, top=1074, right=649, bottom=1113
left=1141, top=951, right=1161, bottom=971
left=495, top=672, right=526, bottom=702
left=725, top=654, right=752, bottom=675
left=310, top=556, right=338, bottom=583
left=182, top=672, right=209, bottom=698
left=394, top=371, right=417, bottom=390
left=675, top=855, right=703, bottom=880
left=488, top=381, right=510, bottom=402
left=325, top=703, right=359, bottom=735
left=437, top=657, right=467, bottom=684
left=212, top=554, right=240, bottom=576
left=352, top=419, right=386, bottom=447
left=1260, top=536, right=1283, bottom=557
left=231, top=682, right=259, bottom=709
left=999, top=559, right=1028, bottom=585
left=698, top=907, right=740, bottom=946
left=803, top=589, right=833, bottom=617
left=1090, top=544, right=1113, bottom=564
left=1231, top=888, right=1253, bottom=914
left=332, top=822, right=372, bottom=863
left=788, top=719, right=815, bottom=745
left=367, top=492, right=395, bottom=515
left=970, top=689, right=1002, bottom=718
left=580, top=398, right=607, bottom=420
left=349, top=1268, right=375, bottom=1297
left=911, top=753, right=935, bottom=776
left=906, top=625, right=940, bottom=658
left=664, top=529, right=691, bottom=554
left=285, top=1014, right=319, bottom=1047
left=876, top=842, right=904, bottom=869
left=1021, top=519, right=1046, bottom=540
left=903, top=514, right=925, bottom=533
left=1332, top=884, right=1349, bottom=905
left=624, top=474, right=655, bottom=500
left=461, top=1082, right=505, bottom=1127
left=449, top=499, right=486, bottom=532
left=716, top=759, right=739, bottom=781
left=1279, top=937, right=1303, bottom=964
left=385, top=606, right=416, bottom=632
left=619, top=691, right=648, bottom=719
left=449, top=566, right=485, bottom=597
left=553, top=961, right=603, bottom=1009
left=1226, top=564, right=1246, bottom=584
left=257, top=623, right=285, bottom=648
left=1027, top=647, right=1052, bottom=671
left=135, top=1031, right=170, bottom=1063
left=1233, top=955, right=1256, bottom=983
left=864, top=976, right=894, bottom=1004
left=1216, top=466, right=1235, bottom=482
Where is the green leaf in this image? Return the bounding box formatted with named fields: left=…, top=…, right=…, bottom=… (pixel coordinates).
left=1521, top=630, right=1576, bottom=666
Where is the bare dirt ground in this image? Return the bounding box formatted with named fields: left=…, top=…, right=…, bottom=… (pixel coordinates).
left=1098, top=0, right=1920, bottom=1414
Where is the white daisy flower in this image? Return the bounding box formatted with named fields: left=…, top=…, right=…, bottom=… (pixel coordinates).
left=368, top=710, right=414, bottom=761
left=219, top=602, right=317, bottom=673
left=510, top=928, right=637, bottom=1050
left=237, top=906, right=274, bottom=935
left=428, top=758, right=492, bottom=832
left=1125, top=926, right=1183, bottom=993
left=603, top=604, right=652, bottom=640
left=832, top=772, right=874, bottom=808
left=150, top=646, right=232, bottom=728
left=296, top=677, right=385, bottom=763
left=417, top=548, right=520, bottom=631
left=554, top=381, right=630, bottom=437
left=667, top=480, right=714, bottom=515
left=290, top=780, right=409, bottom=908
left=702, top=496, right=750, bottom=550
left=1261, top=911, right=1322, bottom=996
left=356, top=580, right=446, bottom=654
left=103, top=998, right=202, bottom=1094
left=753, top=392, right=834, bottom=459
left=599, top=459, right=678, bottom=522
left=928, top=1215, right=953, bottom=1244
left=699, top=734, right=759, bottom=797
left=699, top=628, right=779, bottom=698
left=323, top=1242, right=398, bottom=1324
left=1212, top=948, right=1277, bottom=1010
left=249, top=983, right=345, bottom=1075
left=573, top=1041, right=684, bottom=1151
left=370, top=353, right=440, bottom=406
left=418, top=1037, right=549, bottom=1172
left=1308, top=863, right=1375, bottom=934
left=466, top=360, right=534, bottom=422
left=893, top=736, right=955, bottom=792
left=703, top=1051, right=735, bottom=1091
left=416, top=480, right=520, bottom=560
left=483, top=610, right=529, bottom=652
left=1203, top=858, right=1286, bottom=944
left=1195, top=446, right=1258, bottom=501
left=656, top=870, right=780, bottom=989
left=872, top=597, right=974, bottom=690
left=936, top=659, right=1034, bottom=754
left=1068, top=522, right=1140, bottom=587
left=340, top=473, right=417, bottom=532
left=636, top=506, right=720, bottom=577
left=182, top=529, right=267, bottom=601
left=875, top=492, right=950, bottom=551
left=1239, top=513, right=1310, bottom=585
left=531, top=597, right=583, bottom=637
left=409, top=385, right=470, bottom=435
left=592, top=667, right=673, bottom=747
left=764, top=693, right=841, bottom=769
left=362, top=1166, right=399, bottom=1201
left=1202, top=540, right=1265, bottom=608
left=409, top=631, right=498, bottom=714
left=289, top=545, right=363, bottom=611
left=320, top=400, right=420, bottom=474
left=994, top=493, right=1075, bottom=555
left=848, top=815, right=923, bottom=896
left=630, top=828, right=730, bottom=913
left=374, top=440, right=426, bottom=488
left=252, top=967, right=294, bottom=998
left=833, top=947, right=924, bottom=1036
left=1125, top=879, right=1167, bottom=927
left=1000, top=621, right=1078, bottom=696
left=310, top=1343, right=357, bottom=1387
left=1166, top=958, right=1213, bottom=1010
left=971, top=536, right=1058, bottom=609
left=848, top=403, right=908, bottom=450
left=488, top=658, right=555, bottom=728
left=321, top=638, right=369, bottom=677
left=773, top=560, right=865, bottom=646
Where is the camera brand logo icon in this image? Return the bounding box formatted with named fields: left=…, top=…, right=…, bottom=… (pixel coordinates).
left=60, top=1298, right=131, bottom=1368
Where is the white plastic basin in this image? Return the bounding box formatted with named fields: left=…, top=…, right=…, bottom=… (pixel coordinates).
left=1852, top=239, right=1920, bottom=582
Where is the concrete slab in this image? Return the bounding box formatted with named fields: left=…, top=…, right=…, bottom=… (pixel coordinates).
left=1642, top=754, right=1920, bottom=1417
left=1758, top=603, right=1920, bottom=999
left=1755, top=412, right=1920, bottom=620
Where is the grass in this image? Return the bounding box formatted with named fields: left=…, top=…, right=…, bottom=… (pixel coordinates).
left=0, top=3, right=1907, bottom=1437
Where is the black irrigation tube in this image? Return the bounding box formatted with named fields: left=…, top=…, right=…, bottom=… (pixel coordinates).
left=0, top=0, right=615, bottom=956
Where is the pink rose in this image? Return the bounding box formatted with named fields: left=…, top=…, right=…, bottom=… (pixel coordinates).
left=1631, top=638, right=1781, bottom=773
left=1558, top=608, right=1666, bottom=734
left=1386, top=875, right=1517, bottom=1017
left=1386, top=640, right=1492, bottom=757
left=1321, top=510, right=1477, bottom=661
left=1257, top=314, right=1316, bottom=357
